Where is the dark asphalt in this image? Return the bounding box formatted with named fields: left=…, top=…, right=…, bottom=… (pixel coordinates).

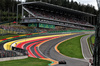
left=23, top=39, right=48, bottom=58
left=23, top=39, right=47, bottom=49
left=0, top=33, right=69, bottom=50
left=0, top=32, right=92, bottom=66
left=30, top=44, right=40, bottom=58
left=39, top=33, right=89, bottom=66
left=80, top=35, right=92, bottom=61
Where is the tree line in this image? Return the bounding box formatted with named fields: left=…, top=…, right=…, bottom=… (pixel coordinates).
left=0, top=0, right=98, bottom=22
left=0, top=0, right=21, bottom=22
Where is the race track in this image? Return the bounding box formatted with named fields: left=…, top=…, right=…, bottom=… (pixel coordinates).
left=2, top=32, right=93, bottom=66
left=39, top=33, right=89, bottom=66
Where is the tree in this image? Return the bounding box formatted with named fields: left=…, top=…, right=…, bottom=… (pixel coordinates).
left=55, top=0, right=62, bottom=6
left=0, top=0, right=6, bottom=11
left=42, top=0, right=48, bottom=2
left=50, top=0, right=56, bottom=4
left=26, top=0, right=35, bottom=2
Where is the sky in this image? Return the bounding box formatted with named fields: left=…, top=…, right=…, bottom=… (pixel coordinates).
left=20, top=0, right=98, bottom=10
left=72, top=0, right=98, bottom=10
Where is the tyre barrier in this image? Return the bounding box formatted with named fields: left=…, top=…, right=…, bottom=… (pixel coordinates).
left=59, top=60, right=66, bottom=64
left=0, top=47, right=28, bottom=58
left=0, top=49, right=17, bottom=58
left=12, top=47, right=28, bottom=56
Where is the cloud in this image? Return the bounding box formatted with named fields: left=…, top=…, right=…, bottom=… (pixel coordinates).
left=21, top=0, right=98, bottom=10
left=73, top=0, right=98, bottom=9
left=19, top=0, right=26, bottom=2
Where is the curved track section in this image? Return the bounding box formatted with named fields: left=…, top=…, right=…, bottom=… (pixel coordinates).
left=3, top=33, right=74, bottom=58
left=2, top=33, right=91, bottom=66
left=16, top=37, right=59, bottom=58
left=39, top=33, right=89, bottom=66
left=80, top=35, right=92, bottom=62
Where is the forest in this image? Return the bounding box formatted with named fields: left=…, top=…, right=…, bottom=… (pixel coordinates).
left=0, top=0, right=98, bottom=22
left=0, top=0, right=21, bottom=22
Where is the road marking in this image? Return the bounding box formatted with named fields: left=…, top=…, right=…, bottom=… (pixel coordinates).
left=55, top=34, right=81, bottom=54
left=36, top=36, right=59, bottom=47
left=3, top=33, right=78, bottom=65
left=26, top=42, right=41, bottom=58
left=34, top=44, right=44, bottom=58
left=19, top=35, right=27, bottom=36
left=0, top=40, right=3, bottom=42
left=80, top=37, right=86, bottom=59
left=6, top=37, right=13, bottom=39
left=81, top=35, right=93, bottom=66
left=3, top=33, right=75, bottom=50
left=86, top=35, right=92, bottom=56
left=54, top=34, right=89, bottom=62
left=40, top=58, right=58, bottom=65
left=36, top=37, right=60, bottom=59
left=80, top=35, right=93, bottom=60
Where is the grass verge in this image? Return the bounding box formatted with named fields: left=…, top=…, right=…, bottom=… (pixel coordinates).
left=58, top=34, right=88, bottom=59
left=87, top=37, right=93, bottom=54
left=0, top=57, right=50, bottom=66
left=87, top=35, right=95, bottom=54
left=0, top=34, right=20, bottom=40
left=91, top=35, right=95, bottom=44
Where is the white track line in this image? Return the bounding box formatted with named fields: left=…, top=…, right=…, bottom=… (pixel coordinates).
left=80, top=35, right=93, bottom=66
left=80, top=37, right=87, bottom=60
left=54, top=34, right=89, bottom=62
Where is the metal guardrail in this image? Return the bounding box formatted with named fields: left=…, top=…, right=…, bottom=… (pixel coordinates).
left=12, top=47, right=28, bottom=56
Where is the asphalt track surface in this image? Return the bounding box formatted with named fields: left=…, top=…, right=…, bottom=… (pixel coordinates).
left=16, top=37, right=53, bottom=58
left=0, top=33, right=63, bottom=50
left=1, top=32, right=93, bottom=66
left=39, top=33, right=89, bottom=66
left=80, top=35, right=92, bottom=61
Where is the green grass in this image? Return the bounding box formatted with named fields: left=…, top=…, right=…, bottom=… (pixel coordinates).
left=91, top=35, right=95, bottom=44
left=0, top=34, right=20, bottom=40
left=0, top=57, right=50, bottom=66
left=58, top=35, right=88, bottom=59
left=87, top=35, right=95, bottom=54
left=87, top=37, right=93, bottom=54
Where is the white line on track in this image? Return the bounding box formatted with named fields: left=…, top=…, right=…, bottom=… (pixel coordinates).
left=80, top=37, right=87, bottom=60
left=38, top=41, right=50, bottom=58
left=54, top=34, right=89, bottom=62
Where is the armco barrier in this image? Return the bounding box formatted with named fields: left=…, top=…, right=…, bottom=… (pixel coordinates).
left=0, top=56, right=28, bottom=62
left=12, top=47, right=28, bottom=56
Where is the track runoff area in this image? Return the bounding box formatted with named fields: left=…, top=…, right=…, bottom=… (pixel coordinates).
left=3, top=32, right=91, bottom=66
